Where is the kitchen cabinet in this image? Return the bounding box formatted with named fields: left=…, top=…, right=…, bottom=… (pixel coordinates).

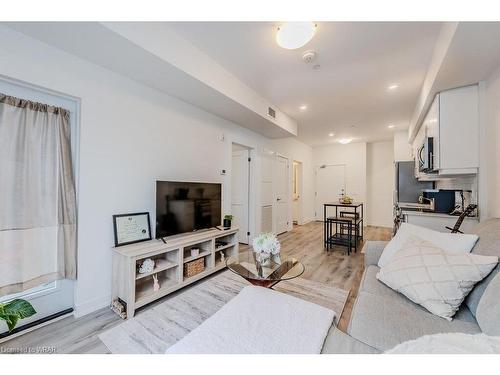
left=438, top=85, right=479, bottom=174
left=412, top=85, right=479, bottom=178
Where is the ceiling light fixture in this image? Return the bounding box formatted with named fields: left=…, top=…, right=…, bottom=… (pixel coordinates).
left=388, top=84, right=399, bottom=90
left=387, top=124, right=395, bottom=129
left=299, top=105, right=307, bottom=111
left=276, top=22, right=317, bottom=50
left=338, top=138, right=353, bottom=144
left=328, top=133, right=334, bottom=137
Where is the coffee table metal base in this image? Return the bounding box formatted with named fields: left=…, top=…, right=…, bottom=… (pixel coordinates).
left=245, top=279, right=280, bottom=288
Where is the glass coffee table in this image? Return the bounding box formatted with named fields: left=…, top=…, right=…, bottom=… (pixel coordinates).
left=226, top=252, right=305, bottom=288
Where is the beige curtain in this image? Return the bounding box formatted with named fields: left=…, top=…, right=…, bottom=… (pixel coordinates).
left=0, top=93, right=77, bottom=297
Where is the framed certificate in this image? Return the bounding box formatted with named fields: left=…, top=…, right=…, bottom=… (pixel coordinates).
left=113, top=212, right=152, bottom=247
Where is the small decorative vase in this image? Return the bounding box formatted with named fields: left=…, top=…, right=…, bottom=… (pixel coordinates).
left=271, top=253, right=281, bottom=265
left=223, top=219, right=232, bottom=228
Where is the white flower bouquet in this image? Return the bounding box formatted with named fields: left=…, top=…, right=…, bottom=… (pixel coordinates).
left=252, top=233, right=281, bottom=255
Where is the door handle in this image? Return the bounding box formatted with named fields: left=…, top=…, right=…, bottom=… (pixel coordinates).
left=277, top=198, right=281, bottom=201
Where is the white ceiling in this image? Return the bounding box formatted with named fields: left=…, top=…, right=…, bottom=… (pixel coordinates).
left=5, top=22, right=297, bottom=139
left=168, top=22, right=442, bottom=146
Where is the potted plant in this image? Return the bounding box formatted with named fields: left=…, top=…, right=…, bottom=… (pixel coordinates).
left=223, top=214, right=233, bottom=228
left=0, top=299, right=36, bottom=332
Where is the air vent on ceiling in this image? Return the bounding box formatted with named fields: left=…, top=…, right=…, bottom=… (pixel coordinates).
left=268, top=107, right=276, bottom=119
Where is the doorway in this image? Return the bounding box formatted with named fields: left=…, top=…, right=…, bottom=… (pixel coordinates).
left=231, top=143, right=251, bottom=244
left=275, top=155, right=290, bottom=234
left=315, top=164, right=346, bottom=221
left=292, top=161, right=303, bottom=225
left=0, top=77, right=78, bottom=335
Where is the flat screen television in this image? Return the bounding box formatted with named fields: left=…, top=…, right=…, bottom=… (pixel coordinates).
left=155, top=181, right=222, bottom=238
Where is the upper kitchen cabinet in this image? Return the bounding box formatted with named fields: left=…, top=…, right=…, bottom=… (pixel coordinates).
left=438, top=85, right=479, bottom=174
left=413, top=84, right=479, bottom=178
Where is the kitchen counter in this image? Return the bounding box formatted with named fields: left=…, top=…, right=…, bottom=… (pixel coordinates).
left=401, top=210, right=479, bottom=220
left=400, top=209, right=479, bottom=233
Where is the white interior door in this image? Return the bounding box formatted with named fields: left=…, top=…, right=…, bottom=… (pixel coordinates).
left=259, top=152, right=274, bottom=234
left=275, top=155, right=289, bottom=234
left=315, top=165, right=346, bottom=221
left=0, top=79, right=76, bottom=334
left=231, top=150, right=250, bottom=244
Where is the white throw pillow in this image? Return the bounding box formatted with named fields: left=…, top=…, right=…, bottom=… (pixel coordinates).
left=377, top=236, right=498, bottom=320
left=378, top=222, right=479, bottom=268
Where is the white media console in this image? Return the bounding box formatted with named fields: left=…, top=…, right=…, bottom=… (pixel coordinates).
left=111, top=227, right=239, bottom=318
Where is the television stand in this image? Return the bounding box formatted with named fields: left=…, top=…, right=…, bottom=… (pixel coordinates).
left=111, top=227, right=239, bottom=319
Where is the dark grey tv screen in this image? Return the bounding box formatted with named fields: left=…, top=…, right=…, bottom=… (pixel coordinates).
left=155, top=181, right=222, bottom=238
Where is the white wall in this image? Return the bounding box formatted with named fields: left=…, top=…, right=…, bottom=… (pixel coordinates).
left=484, top=70, right=500, bottom=218
left=0, top=26, right=313, bottom=317
left=367, top=141, right=395, bottom=227
left=313, top=143, right=367, bottom=218
left=312, top=141, right=395, bottom=228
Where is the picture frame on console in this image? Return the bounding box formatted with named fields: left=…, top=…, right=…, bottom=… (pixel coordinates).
left=113, top=212, right=152, bottom=247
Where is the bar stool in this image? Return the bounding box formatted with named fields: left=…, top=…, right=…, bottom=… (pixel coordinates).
left=339, top=211, right=360, bottom=253
left=325, top=216, right=355, bottom=255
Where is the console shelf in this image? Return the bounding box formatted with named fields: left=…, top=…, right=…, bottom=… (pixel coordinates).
left=135, top=259, right=178, bottom=280
left=112, top=227, right=239, bottom=318
left=183, top=250, right=211, bottom=263
left=215, top=243, right=235, bottom=252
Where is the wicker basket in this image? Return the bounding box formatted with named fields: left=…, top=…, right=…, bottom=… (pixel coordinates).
left=184, top=257, right=205, bottom=278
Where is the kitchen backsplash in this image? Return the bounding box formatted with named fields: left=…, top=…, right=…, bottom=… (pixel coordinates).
left=435, top=176, right=475, bottom=190
left=435, top=175, right=477, bottom=202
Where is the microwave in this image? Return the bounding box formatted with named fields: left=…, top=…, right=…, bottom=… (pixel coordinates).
left=417, top=137, right=435, bottom=172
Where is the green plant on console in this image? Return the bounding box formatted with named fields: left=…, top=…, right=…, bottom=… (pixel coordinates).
left=223, top=215, right=234, bottom=220
left=0, top=299, right=36, bottom=332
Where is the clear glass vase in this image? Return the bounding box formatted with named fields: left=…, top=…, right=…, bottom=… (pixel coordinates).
left=255, top=251, right=271, bottom=266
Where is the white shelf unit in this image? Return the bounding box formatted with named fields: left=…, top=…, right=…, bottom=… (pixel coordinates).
left=112, top=227, right=239, bottom=318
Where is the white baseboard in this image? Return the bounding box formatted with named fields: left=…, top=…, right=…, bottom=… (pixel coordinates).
left=366, top=221, right=393, bottom=229
left=300, top=217, right=315, bottom=225
left=74, top=294, right=110, bottom=318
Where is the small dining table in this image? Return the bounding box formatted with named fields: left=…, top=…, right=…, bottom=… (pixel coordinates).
left=323, top=202, right=364, bottom=251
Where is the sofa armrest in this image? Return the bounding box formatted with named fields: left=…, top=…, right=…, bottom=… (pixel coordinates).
left=321, top=326, right=381, bottom=354
left=363, top=241, right=388, bottom=267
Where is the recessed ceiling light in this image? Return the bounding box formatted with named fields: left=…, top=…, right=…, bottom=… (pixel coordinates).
left=328, top=133, right=334, bottom=137
left=388, top=84, right=399, bottom=90
left=276, top=22, right=317, bottom=50
left=338, top=138, right=353, bottom=144
left=299, top=105, right=307, bottom=111
left=388, top=124, right=395, bottom=129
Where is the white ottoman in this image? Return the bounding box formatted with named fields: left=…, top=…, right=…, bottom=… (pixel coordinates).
left=166, top=285, right=335, bottom=354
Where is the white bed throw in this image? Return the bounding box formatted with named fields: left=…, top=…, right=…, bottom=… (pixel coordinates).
left=386, top=333, right=500, bottom=354
left=166, top=286, right=335, bottom=354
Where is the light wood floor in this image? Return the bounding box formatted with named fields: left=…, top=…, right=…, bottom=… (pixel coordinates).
left=0, top=222, right=391, bottom=354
